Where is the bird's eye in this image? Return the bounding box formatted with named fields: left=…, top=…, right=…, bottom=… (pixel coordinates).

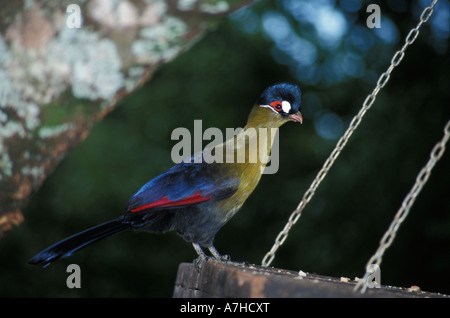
left=270, top=101, right=283, bottom=112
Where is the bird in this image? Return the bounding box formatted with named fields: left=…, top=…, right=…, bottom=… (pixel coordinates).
left=28, top=83, right=303, bottom=267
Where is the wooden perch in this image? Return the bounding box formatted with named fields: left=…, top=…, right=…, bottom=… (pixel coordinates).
left=173, top=259, right=449, bottom=298
left=0, top=0, right=252, bottom=235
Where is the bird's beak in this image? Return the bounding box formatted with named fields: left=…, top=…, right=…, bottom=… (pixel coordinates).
left=289, top=111, right=303, bottom=124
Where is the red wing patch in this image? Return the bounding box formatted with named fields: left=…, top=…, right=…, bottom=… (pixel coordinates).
left=130, top=191, right=213, bottom=213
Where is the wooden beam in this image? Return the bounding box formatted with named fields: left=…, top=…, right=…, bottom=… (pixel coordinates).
left=173, top=259, right=448, bottom=298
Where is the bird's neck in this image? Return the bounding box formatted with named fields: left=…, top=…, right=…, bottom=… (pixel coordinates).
left=233, top=126, right=276, bottom=166
left=245, top=104, right=287, bottom=130
left=217, top=106, right=285, bottom=172
left=239, top=105, right=286, bottom=160
left=203, top=105, right=286, bottom=168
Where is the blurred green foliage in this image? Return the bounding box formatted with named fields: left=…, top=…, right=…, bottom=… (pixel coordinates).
left=1, top=0, right=449, bottom=297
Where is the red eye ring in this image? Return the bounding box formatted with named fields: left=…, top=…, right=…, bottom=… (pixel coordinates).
left=270, top=101, right=283, bottom=111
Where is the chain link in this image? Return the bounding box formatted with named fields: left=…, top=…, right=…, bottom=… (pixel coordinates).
left=261, top=0, right=439, bottom=267
left=355, top=119, right=450, bottom=293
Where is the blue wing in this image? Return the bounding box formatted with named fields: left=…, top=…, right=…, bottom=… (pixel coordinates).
left=127, top=162, right=239, bottom=213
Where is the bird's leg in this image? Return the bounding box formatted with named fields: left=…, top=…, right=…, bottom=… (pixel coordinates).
left=208, top=245, right=230, bottom=262
left=192, top=243, right=208, bottom=271
left=192, top=242, right=208, bottom=259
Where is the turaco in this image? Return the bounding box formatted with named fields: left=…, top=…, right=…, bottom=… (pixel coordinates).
left=29, top=83, right=303, bottom=267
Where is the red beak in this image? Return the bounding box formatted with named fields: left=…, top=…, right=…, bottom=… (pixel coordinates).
left=289, top=111, right=303, bottom=124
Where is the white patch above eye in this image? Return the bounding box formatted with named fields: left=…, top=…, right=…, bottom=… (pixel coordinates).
left=282, top=101, right=291, bottom=113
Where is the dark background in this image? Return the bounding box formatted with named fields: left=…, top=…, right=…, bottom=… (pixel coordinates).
left=1, top=0, right=449, bottom=297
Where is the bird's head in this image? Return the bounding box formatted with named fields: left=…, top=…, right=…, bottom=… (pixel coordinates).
left=248, top=83, right=303, bottom=127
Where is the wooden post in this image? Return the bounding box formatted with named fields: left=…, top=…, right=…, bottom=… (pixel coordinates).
left=173, top=259, right=448, bottom=298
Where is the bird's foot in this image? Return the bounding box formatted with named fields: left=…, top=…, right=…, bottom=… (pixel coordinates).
left=192, top=243, right=209, bottom=271
left=192, top=243, right=230, bottom=269
left=216, top=254, right=231, bottom=262
left=208, top=246, right=230, bottom=262
left=194, top=254, right=208, bottom=271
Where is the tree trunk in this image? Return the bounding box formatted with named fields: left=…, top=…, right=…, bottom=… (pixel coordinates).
left=0, top=0, right=252, bottom=235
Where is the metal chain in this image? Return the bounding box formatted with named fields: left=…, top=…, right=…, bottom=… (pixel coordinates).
left=355, top=119, right=450, bottom=293
left=261, top=0, right=439, bottom=267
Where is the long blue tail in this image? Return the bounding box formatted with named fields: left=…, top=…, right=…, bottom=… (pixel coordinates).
left=28, top=217, right=130, bottom=267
